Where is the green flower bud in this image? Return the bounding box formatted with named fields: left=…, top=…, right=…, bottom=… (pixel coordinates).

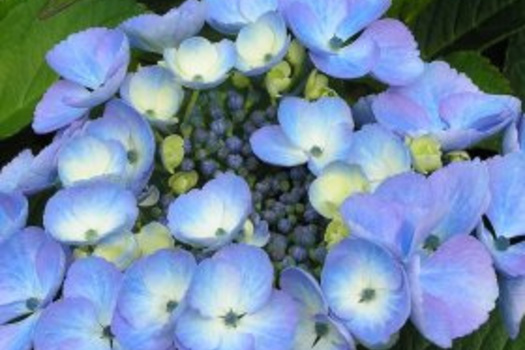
left=135, top=221, right=175, bottom=256
left=161, top=135, right=185, bottom=174
left=231, top=72, right=251, bottom=89
left=324, top=215, right=350, bottom=248
left=407, top=135, right=443, bottom=174
left=169, top=171, right=199, bottom=195
left=286, top=40, right=306, bottom=68
left=265, top=61, right=292, bottom=99
left=444, top=150, right=471, bottom=164
left=304, top=70, right=336, bottom=100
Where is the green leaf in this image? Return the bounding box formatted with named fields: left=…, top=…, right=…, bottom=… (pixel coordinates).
left=445, top=51, right=514, bottom=94
left=0, top=0, right=145, bottom=139
left=388, top=0, right=435, bottom=23
left=505, top=29, right=525, bottom=102
left=387, top=312, right=525, bottom=350
left=411, top=0, right=525, bottom=58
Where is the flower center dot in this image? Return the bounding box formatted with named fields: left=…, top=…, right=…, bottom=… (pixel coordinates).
left=127, top=150, right=138, bottom=164
left=166, top=300, right=178, bottom=313
left=215, top=228, right=227, bottom=237
left=193, top=74, right=204, bottom=82
left=423, top=234, right=440, bottom=252
left=25, top=297, right=40, bottom=311
left=264, top=53, right=273, bottom=62
left=359, top=288, right=376, bottom=303
left=495, top=236, right=510, bottom=251
left=85, top=229, right=98, bottom=241
left=222, top=310, right=245, bottom=328
left=310, top=146, right=323, bottom=158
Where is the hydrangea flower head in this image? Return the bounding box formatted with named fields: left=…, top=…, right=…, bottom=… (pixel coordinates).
left=372, top=61, right=522, bottom=150
left=43, top=180, right=138, bottom=245
left=204, top=0, right=278, bottom=34
left=34, top=257, right=122, bottom=350
left=0, top=191, right=28, bottom=243
left=168, top=173, right=252, bottom=249
left=120, top=0, right=206, bottom=53
left=235, top=12, right=291, bottom=76
left=0, top=228, right=66, bottom=350
left=280, top=0, right=424, bottom=85
left=33, top=28, right=130, bottom=133
left=281, top=267, right=356, bottom=350
left=164, top=37, right=236, bottom=89
left=250, top=96, right=354, bottom=175
left=175, top=244, right=299, bottom=350
left=113, top=249, right=196, bottom=350
left=120, top=66, right=184, bottom=126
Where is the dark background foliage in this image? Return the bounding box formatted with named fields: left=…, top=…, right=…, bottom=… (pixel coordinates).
left=0, top=0, right=524, bottom=348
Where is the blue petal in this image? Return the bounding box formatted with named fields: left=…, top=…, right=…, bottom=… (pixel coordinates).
left=238, top=291, right=299, bottom=350
left=43, top=180, right=138, bottom=245
left=213, top=244, right=274, bottom=313
left=293, top=314, right=355, bottom=350
left=120, top=0, right=206, bottom=53
left=32, top=80, right=89, bottom=134
left=428, top=160, right=489, bottom=242
left=249, top=126, right=308, bottom=167
left=409, top=235, right=498, bottom=348
left=46, top=28, right=129, bottom=90
left=310, top=35, right=378, bottom=79
left=34, top=298, right=111, bottom=350
left=175, top=307, right=224, bottom=350
left=168, top=173, right=252, bottom=248
left=499, top=275, right=525, bottom=339
left=205, top=0, right=278, bottom=34
left=478, top=225, right=525, bottom=278
left=280, top=267, right=328, bottom=315
left=486, top=153, right=525, bottom=239
left=321, top=237, right=411, bottom=346
left=85, top=100, right=156, bottom=194
left=0, top=191, right=28, bottom=243
left=345, top=124, right=411, bottom=188
left=114, top=249, right=196, bottom=350
left=362, top=19, right=424, bottom=86
left=63, top=257, right=122, bottom=326
left=57, top=135, right=128, bottom=187
left=335, top=0, right=390, bottom=40
left=0, top=313, right=40, bottom=350
left=352, top=95, right=377, bottom=127
left=372, top=91, right=439, bottom=136
left=0, top=227, right=65, bottom=324
left=187, top=258, right=243, bottom=317
left=439, top=93, right=521, bottom=150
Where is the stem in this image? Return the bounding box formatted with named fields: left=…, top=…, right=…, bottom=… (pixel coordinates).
left=182, top=90, right=200, bottom=126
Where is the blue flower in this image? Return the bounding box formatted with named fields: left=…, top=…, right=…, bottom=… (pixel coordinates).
left=372, top=61, right=522, bottom=150
left=499, top=275, right=525, bottom=340
left=120, top=0, right=206, bottom=53
left=33, top=28, right=130, bottom=133
left=478, top=153, right=525, bottom=277
left=321, top=237, right=411, bottom=347
left=280, top=0, right=423, bottom=85
left=43, top=180, right=138, bottom=245
left=57, top=135, right=128, bottom=187
left=164, top=37, right=236, bottom=89
left=0, top=228, right=66, bottom=350
left=168, top=173, right=252, bottom=249
left=204, top=0, right=278, bottom=34
left=235, top=12, right=291, bottom=76
left=112, top=249, right=196, bottom=350
left=280, top=268, right=356, bottom=350
left=175, top=244, right=299, bottom=350
left=340, top=161, right=498, bottom=347
left=85, top=100, right=156, bottom=194
left=0, top=191, right=28, bottom=243
left=34, top=257, right=122, bottom=350
left=250, top=96, right=354, bottom=175
left=120, top=66, right=184, bottom=126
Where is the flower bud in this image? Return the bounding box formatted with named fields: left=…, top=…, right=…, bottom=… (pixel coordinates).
left=304, top=70, right=336, bottom=100
left=286, top=40, right=306, bottom=68
left=407, top=135, right=443, bottom=174
left=161, top=135, right=185, bottom=174
left=135, top=221, right=174, bottom=256
left=324, top=215, right=350, bottom=248
left=265, top=61, right=292, bottom=99
left=169, top=171, right=199, bottom=195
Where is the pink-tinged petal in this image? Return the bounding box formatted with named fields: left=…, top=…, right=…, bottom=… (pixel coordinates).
left=409, top=235, right=498, bottom=348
